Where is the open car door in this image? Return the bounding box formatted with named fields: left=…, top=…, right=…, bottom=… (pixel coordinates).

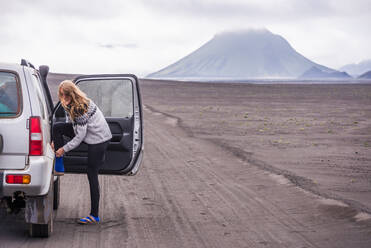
left=52, top=74, right=143, bottom=175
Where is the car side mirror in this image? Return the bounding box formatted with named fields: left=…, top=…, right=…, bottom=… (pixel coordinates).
left=39, top=65, right=54, bottom=117
left=39, top=65, right=49, bottom=80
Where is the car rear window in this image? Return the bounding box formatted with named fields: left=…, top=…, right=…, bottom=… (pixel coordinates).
left=0, top=72, right=21, bottom=117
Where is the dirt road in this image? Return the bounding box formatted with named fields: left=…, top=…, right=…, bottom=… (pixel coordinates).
left=1, top=89, right=371, bottom=247
left=140, top=80, right=371, bottom=213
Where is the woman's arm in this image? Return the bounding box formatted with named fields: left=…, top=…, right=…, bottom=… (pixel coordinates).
left=62, top=117, right=88, bottom=153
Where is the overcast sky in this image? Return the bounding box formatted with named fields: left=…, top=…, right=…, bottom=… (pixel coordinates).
left=1, top=0, right=370, bottom=76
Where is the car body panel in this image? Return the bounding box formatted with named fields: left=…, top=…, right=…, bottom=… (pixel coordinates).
left=0, top=68, right=30, bottom=170
left=0, top=63, right=54, bottom=197
left=2, top=154, right=53, bottom=197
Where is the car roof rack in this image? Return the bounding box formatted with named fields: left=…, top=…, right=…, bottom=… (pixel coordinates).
left=21, top=59, right=35, bottom=69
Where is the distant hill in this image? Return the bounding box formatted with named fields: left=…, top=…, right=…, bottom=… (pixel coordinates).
left=340, top=59, right=371, bottom=76
left=358, top=70, right=371, bottom=79
left=300, top=66, right=352, bottom=79
left=47, top=72, right=81, bottom=103
left=147, top=29, right=335, bottom=80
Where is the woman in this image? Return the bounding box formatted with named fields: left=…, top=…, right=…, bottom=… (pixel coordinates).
left=52, top=80, right=112, bottom=224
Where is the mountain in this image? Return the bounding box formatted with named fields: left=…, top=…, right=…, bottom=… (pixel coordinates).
left=358, top=70, right=371, bottom=79
left=147, top=29, right=335, bottom=80
left=300, top=66, right=352, bottom=79
left=340, top=59, right=371, bottom=76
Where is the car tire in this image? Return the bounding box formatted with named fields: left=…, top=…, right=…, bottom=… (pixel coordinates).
left=53, top=177, right=60, bottom=210
left=29, top=215, right=53, bottom=238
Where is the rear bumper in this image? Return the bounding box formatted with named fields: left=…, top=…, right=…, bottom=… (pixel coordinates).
left=0, top=156, right=53, bottom=197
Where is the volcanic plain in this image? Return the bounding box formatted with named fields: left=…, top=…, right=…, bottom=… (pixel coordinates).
left=1, top=76, right=371, bottom=248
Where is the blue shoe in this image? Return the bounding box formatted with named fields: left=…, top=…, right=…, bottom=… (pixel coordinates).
left=54, top=156, right=65, bottom=176
left=78, top=215, right=100, bottom=224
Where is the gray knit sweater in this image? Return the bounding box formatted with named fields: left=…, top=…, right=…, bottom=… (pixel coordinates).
left=63, top=100, right=112, bottom=153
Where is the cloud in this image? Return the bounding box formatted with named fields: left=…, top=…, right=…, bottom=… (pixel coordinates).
left=140, top=0, right=371, bottom=27
left=98, top=43, right=138, bottom=49
left=1, top=0, right=127, bottom=20
left=140, top=0, right=334, bottom=20
left=0, top=0, right=370, bottom=75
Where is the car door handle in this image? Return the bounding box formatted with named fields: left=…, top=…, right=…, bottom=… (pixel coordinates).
left=0, top=134, right=3, bottom=153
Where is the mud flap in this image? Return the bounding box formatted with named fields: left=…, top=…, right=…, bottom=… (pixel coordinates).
left=24, top=180, right=53, bottom=224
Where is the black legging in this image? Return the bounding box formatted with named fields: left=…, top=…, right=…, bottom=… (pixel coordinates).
left=53, top=122, right=109, bottom=217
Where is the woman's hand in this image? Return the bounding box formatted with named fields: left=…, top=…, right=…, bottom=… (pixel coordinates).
left=56, top=147, right=65, bottom=157
left=51, top=141, right=55, bottom=152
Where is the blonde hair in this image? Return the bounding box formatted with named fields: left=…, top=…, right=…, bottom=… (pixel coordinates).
left=58, top=80, right=89, bottom=121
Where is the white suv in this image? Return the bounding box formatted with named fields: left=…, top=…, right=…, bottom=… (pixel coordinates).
left=0, top=60, right=144, bottom=237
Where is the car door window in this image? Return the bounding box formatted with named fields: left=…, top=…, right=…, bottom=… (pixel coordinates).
left=31, top=74, right=48, bottom=120
left=0, top=72, right=21, bottom=117
left=35, top=73, right=53, bottom=117
left=77, top=79, right=133, bottom=118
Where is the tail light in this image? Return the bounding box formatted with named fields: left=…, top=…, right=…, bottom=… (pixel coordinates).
left=6, top=174, right=31, bottom=184
left=29, top=116, right=43, bottom=156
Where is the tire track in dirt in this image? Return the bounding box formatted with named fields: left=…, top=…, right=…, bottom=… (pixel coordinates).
left=211, top=140, right=371, bottom=214
left=126, top=154, right=207, bottom=248
left=143, top=103, right=371, bottom=248
left=144, top=103, right=371, bottom=215
left=145, top=107, right=320, bottom=247
left=145, top=138, right=229, bottom=248
left=144, top=105, right=265, bottom=246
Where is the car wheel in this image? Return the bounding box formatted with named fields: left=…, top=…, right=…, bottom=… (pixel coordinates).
left=29, top=214, right=53, bottom=238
